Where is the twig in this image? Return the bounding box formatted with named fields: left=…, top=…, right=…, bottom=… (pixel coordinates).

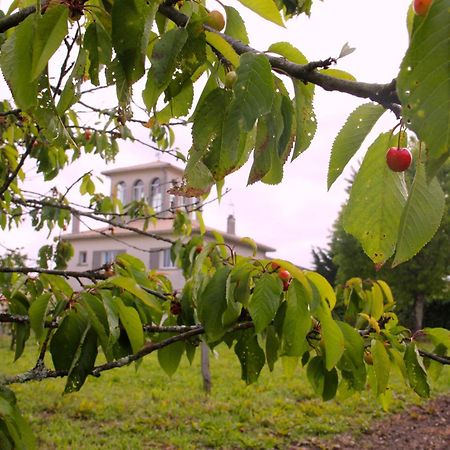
left=0, top=266, right=107, bottom=280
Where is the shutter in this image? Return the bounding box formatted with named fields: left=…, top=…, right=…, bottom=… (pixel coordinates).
left=92, top=251, right=102, bottom=268
left=149, top=251, right=160, bottom=269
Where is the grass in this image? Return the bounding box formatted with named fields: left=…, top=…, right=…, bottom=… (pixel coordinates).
left=1, top=337, right=449, bottom=449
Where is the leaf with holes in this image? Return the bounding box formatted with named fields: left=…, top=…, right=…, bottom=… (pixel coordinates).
left=328, top=103, right=386, bottom=190
left=393, top=162, right=445, bottom=266
left=343, top=132, right=408, bottom=266
left=397, top=0, right=450, bottom=175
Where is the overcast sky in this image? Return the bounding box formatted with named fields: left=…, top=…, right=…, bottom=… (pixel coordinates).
left=0, top=0, right=412, bottom=268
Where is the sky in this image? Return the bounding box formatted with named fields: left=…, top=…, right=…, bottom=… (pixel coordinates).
left=0, top=0, right=413, bottom=268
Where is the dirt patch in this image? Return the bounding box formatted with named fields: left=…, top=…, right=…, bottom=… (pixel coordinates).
left=293, top=395, right=450, bottom=450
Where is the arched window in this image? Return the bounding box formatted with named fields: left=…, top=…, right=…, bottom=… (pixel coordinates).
left=150, top=177, right=162, bottom=212
left=132, top=179, right=144, bottom=201
left=169, top=179, right=178, bottom=211
left=116, top=181, right=126, bottom=204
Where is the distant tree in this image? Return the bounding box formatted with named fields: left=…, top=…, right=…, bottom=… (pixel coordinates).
left=315, top=162, right=449, bottom=330
left=0, top=247, right=28, bottom=268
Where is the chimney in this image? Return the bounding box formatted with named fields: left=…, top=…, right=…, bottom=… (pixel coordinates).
left=72, top=214, right=80, bottom=234
left=227, top=214, right=236, bottom=235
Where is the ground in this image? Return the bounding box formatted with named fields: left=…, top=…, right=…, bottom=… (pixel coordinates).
left=295, top=395, right=450, bottom=450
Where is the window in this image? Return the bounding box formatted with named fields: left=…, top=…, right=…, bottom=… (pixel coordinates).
left=132, top=179, right=144, bottom=201
left=78, top=251, right=87, bottom=265
left=150, top=177, right=162, bottom=212
left=116, top=181, right=126, bottom=204
left=101, top=250, right=116, bottom=265
left=162, top=248, right=176, bottom=269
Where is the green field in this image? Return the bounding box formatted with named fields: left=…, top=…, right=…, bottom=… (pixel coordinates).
left=1, top=337, right=448, bottom=449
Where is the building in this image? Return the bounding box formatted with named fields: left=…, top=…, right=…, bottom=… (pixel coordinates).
left=63, top=161, right=275, bottom=288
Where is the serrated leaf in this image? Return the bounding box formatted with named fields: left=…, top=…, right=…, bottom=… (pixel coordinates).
left=84, top=22, right=112, bottom=86
left=397, top=0, right=450, bottom=169
left=265, top=325, right=280, bottom=371
left=65, top=327, right=98, bottom=393
left=0, top=15, right=38, bottom=109
left=305, top=272, right=336, bottom=310
left=248, top=273, right=282, bottom=333
left=205, top=31, right=239, bottom=67
left=112, top=0, right=156, bottom=84
left=155, top=80, right=193, bottom=123
left=235, top=329, right=266, bottom=384
left=319, top=68, right=356, bottom=81
left=108, top=275, right=161, bottom=315
left=197, top=266, right=231, bottom=342
left=372, top=339, right=391, bottom=396
left=328, top=103, right=386, bottom=189
left=393, top=162, right=445, bottom=266
left=282, top=280, right=311, bottom=357
left=267, top=42, right=315, bottom=159
left=224, top=6, right=249, bottom=44
left=343, top=132, right=408, bottom=266
left=237, top=0, right=284, bottom=27
left=404, top=342, right=430, bottom=397
left=158, top=339, right=184, bottom=377
left=31, top=5, right=68, bottom=80
left=143, top=28, right=188, bottom=109
left=28, top=293, right=51, bottom=343
left=231, top=52, right=275, bottom=131
left=306, top=356, right=338, bottom=401
left=422, top=327, right=450, bottom=349
left=117, top=299, right=144, bottom=354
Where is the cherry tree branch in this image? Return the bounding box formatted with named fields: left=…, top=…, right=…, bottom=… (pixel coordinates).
left=0, top=3, right=401, bottom=116
left=0, top=266, right=107, bottom=280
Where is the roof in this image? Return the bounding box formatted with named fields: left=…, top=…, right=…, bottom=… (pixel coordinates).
left=63, top=219, right=276, bottom=253
left=101, top=161, right=184, bottom=177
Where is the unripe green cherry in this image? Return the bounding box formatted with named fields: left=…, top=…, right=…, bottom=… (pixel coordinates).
left=224, top=71, right=237, bottom=89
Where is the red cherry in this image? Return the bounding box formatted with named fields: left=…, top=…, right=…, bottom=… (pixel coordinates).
left=195, top=245, right=203, bottom=254
left=170, top=302, right=182, bottom=315
left=270, top=261, right=280, bottom=272
left=278, top=269, right=291, bottom=282
left=84, top=130, right=92, bottom=141
left=386, top=147, right=412, bottom=172
left=413, top=0, right=432, bottom=16
left=282, top=280, right=290, bottom=291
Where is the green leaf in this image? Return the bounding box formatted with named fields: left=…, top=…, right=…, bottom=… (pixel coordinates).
left=84, top=21, right=112, bottom=86
left=237, top=0, right=284, bottom=27
left=235, top=329, right=266, bottom=384
left=397, top=0, right=450, bottom=171
left=79, top=292, right=113, bottom=361
left=108, top=275, right=161, bottom=316
left=111, top=0, right=156, bottom=84
left=197, top=266, right=231, bottom=342
left=155, top=80, right=193, bottom=123
left=143, top=28, right=188, bottom=109
left=231, top=52, right=275, bottom=132
left=327, top=103, right=386, bottom=189
left=393, top=162, right=445, bottom=266
left=319, top=68, right=356, bottom=81
left=265, top=325, right=280, bottom=371
left=0, top=15, right=38, bottom=109
left=305, top=272, right=336, bottom=310
left=117, top=299, right=144, bottom=354
left=282, top=280, right=311, bottom=356
left=372, top=339, right=391, bottom=396
left=315, top=302, right=345, bottom=370
left=343, top=132, right=408, bottom=266
left=422, top=327, right=450, bottom=349
left=65, top=327, right=98, bottom=393
left=266, top=42, right=315, bottom=159
left=205, top=31, right=239, bottom=67
left=158, top=339, right=185, bottom=377
left=337, top=321, right=367, bottom=391
left=31, top=5, right=68, bottom=80
left=224, top=6, right=249, bottom=44
left=28, top=292, right=51, bottom=343
left=306, top=356, right=338, bottom=401
left=404, top=342, right=430, bottom=398
left=248, top=273, right=282, bottom=333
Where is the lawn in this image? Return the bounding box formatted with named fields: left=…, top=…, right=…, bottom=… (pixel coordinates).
left=1, top=336, right=448, bottom=449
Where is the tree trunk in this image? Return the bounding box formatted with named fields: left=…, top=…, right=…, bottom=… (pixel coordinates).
left=413, top=293, right=425, bottom=331
left=200, top=341, right=212, bottom=394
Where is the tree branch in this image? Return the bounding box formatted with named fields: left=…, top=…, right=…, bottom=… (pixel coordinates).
left=0, top=266, right=107, bottom=281
left=0, top=5, right=36, bottom=33
left=0, top=140, right=34, bottom=199
left=158, top=4, right=402, bottom=116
